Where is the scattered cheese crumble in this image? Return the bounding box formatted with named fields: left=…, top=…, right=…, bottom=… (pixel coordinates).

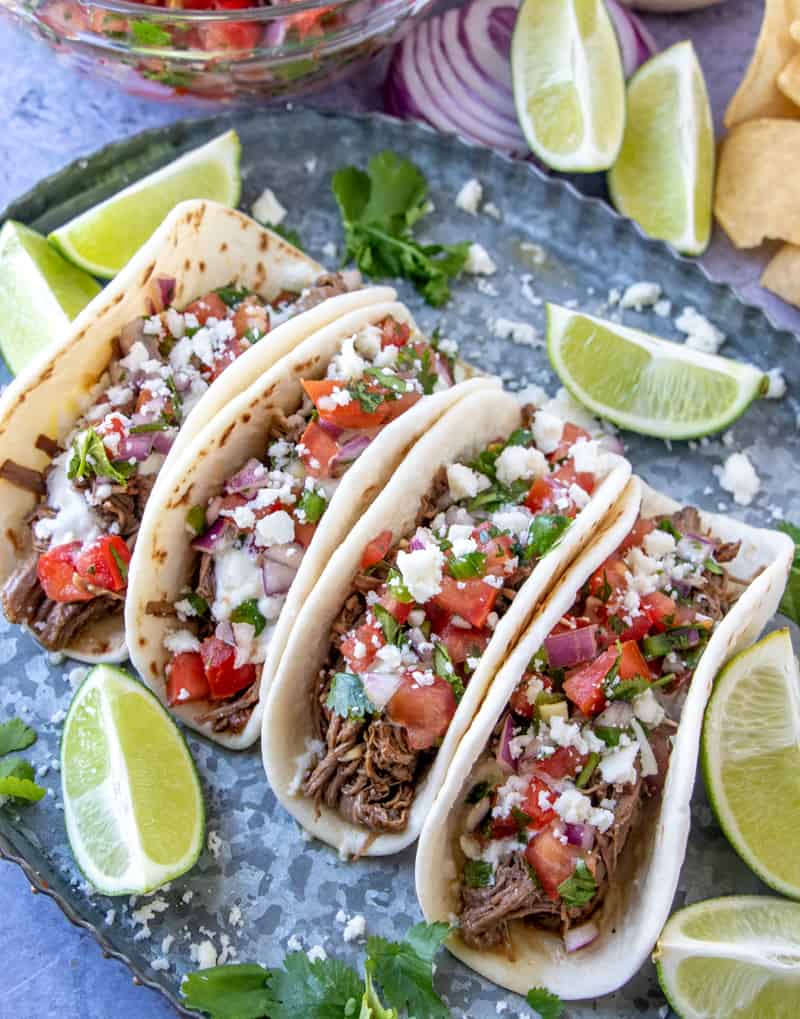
left=714, top=451, right=761, bottom=506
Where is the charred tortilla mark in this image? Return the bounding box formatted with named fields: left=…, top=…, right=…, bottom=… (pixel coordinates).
left=219, top=242, right=228, bottom=253
left=259, top=234, right=268, bottom=252
left=242, top=413, right=251, bottom=424
left=140, top=262, right=156, bottom=288
left=111, top=292, right=124, bottom=306
left=198, top=260, right=206, bottom=273
left=184, top=259, right=191, bottom=271
left=219, top=422, right=236, bottom=447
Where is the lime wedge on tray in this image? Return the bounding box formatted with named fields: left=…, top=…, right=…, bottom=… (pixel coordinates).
left=62, top=664, right=204, bottom=895
left=50, top=128, right=241, bottom=279
left=0, top=220, right=101, bottom=375
left=702, top=629, right=800, bottom=899
left=511, top=0, right=625, bottom=172
left=608, top=41, right=714, bottom=255
left=654, top=896, right=800, bottom=1019
left=546, top=303, right=766, bottom=439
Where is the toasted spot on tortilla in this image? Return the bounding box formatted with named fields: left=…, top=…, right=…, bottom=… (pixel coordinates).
left=184, top=259, right=191, bottom=271
left=139, top=261, right=156, bottom=287
left=259, top=234, right=268, bottom=252
left=40, top=365, right=54, bottom=382
left=242, top=412, right=251, bottom=424
left=154, top=548, right=167, bottom=564
left=219, top=422, right=236, bottom=446
left=111, top=292, right=124, bottom=306
left=219, top=241, right=228, bottom=253
left=198, top=260, right=206, bottom=273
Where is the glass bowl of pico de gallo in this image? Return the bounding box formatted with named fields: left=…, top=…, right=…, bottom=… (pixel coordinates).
left=4, top=0, right=431, bottom=103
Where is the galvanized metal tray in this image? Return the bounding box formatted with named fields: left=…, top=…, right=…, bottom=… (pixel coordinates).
left=1, top=108, right=797, bottom=1018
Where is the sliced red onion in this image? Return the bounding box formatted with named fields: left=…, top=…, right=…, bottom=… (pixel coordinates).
left=362, top=671, right=403, bottom=710
left=317, top=418, right=344, bottom=440
left=606, top=0, right=658, bottom=78
left=225, top=458, right=270, bottom=494
left=262, top=558, right=297, bottom=597
left=565, top=823, right=595, bottom=851
left=544, top=625, right=598, bottom=669
left=191, top=517, right=233, bottom=552
left=332, top=434, right=371, bottom=468
left=153, top=430, right=177, bottom=455
left=496, top=713, right=517, bottom=773
left=117, top=432, right=155, bottom=462
left=215, top=620, right=234, bottom=644
left=564, top=920, right=599, bottom=953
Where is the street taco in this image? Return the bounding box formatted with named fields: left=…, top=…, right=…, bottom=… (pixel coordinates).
left=125, top=301, right=493, bottom=749
left=262, top=389, right=632, bottom=855
left=0, top=199, right=386, bottom=662
left=415, top=481, right=793, bottom=999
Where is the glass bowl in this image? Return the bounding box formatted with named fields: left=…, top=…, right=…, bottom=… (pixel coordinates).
left=1, top=0, right=433, bottom=103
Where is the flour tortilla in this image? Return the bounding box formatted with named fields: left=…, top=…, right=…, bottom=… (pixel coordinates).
left=415, top=480, right=793, bottom=999
left=126, top=300, right=496, bottom=749
left=0, top=198, right=391, bottom=663
left=262, top=390, right=632, bottom=855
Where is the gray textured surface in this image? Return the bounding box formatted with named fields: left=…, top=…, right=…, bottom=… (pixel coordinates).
left=0, top=3, right=799, bottom=1018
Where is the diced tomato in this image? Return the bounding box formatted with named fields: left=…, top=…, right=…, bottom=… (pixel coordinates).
left=618, top=639, right=652, bottom=681
left=184, top=292, right=228, bottom=324
left=588, top=555, right=628, bottom=601
left=361, top=530, right=393, bottom=570
left=510, top=682, right=536, bottom=719
left=524, top=475, right=562, bottom=515
left=640, top=591, right=677, bottom=632
left=299, top=419, right=339, bottom=479
left=233, top=301, right=268, bottom=340
left=424, top=600, right=451, bottom=635
left=88, top=9, right=128, bottom=33
left=208, top=336, right=247, bottom=382
left=386, top=673, right=457, bottom=750
left=536, top=745, right=587, bottom=780
left=521, top=776, right=557, bottom=829
left=436, top=621, right=490, bottom=664
left=340, top=618, right=384, bottom=672
left=378, top=590, right=413, bottom=624
left=379, top=317, right=411, bottom=349
left=549, top=422, right=592, bottom=463
left=490, top=814, right=520, bottom=839
left=526, top=825, right=586, bottom=900
left=381, top=392, right=421, bottom=423
left=474, top=531, right=515, bottom=576
left=552, top=461, right=595, bottom=496
left=199, top=637, right=256, bottom=700
left=166, top=652, right=210, bottom=706
left=97, top=413, right=127, bottom=456
left=75, top=536, right=131, bottom=593
left=615, top=612, right=652, bottom=645
left=563, top=646, right=617, bottom=716
left=37, top=542, right=92, bottom=603
left=618, top=517, right=655, bottom=554
left=432, top=576, right=499, bottom=630
left=284, top=5, right=334, bottom=38
left=294, top=521, right=317, bottom=548
left=200, top=0, right=263, bottom=50
left=301, top=379, right=388, bottom=429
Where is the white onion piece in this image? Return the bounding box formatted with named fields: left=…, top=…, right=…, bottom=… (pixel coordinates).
left=564, top=920, right=600, bottom=953
left=262, top=558, right=297, bottom=597
left=362, top=671, right=403, bottom=709
left=606, top=0, right=658, bottom=77
left=630, top=718, right=659, bottom=777
left=595, top=702, right=634, bottom=728
left=232, top=621, right=258, bottom=669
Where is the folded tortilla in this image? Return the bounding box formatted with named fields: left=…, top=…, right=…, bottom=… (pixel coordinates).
left=0, top=198, right=391, bottom=662
left=414, top=480, right=793, bottom=998
left=262, top=388, right=632, bottom=856
left=125, top=300, right=496, bottom=749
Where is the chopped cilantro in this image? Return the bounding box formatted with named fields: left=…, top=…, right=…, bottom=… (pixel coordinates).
left=657, top=519, right=683, bottom=541
left=526, top=986, right=564, bottom=1019
left=267, top=953, right=363, bottom=1019
left=230, top=598, right=266, bottom=636
left=605, top=676, right=650, bottom=701
left=298, top=487, right=327, bottom=524
left=447, top=551, right=486, bottom=580
left=348, top=381, right=385, bottom=414
left=164, top=375, right=182, bottom=421
left=597, top=572, right=613, bottom=603
left=417, top=348, right=438, bottom=395
left=214, top=284, right=251, bottom=307
left=468, top=478, right=530, bottom=514
left=332, top=151, right=470, bottom=307
left=594, top=725, right=622, bottom=747
left=0, top=758, right=45, bottom=802
left=642, top=633, right=672, bottom=659
left=511, top=806, right=532, bottom=841
left=524, top=515, right=571, bottom=561
left=130, top=20, right=171, bottom=46
left=373, top=604, right=402, bottom=646
left=0, top=718, right=36, bottom=756
left=68, top=428, right=135, bottom=485
left=326, top=672, right=373, bottom=721
left=433, top=642, right=465, bottom=700
left=506, top=428, right=535, bottom=447
left=462, top=859, right=493, bottom=888
left=608, top=615, right=625, bottom=635
left=186, top=592, right=209, bottom=617
left=129, top=419, right=172, bottom=434
left=703, top=557, right=723, bottom=575
left=557, top=859, right=596, bottom=908
left=363, top=367, right=407, bottom=395
left=386, top=568, right=414, bottom=603
left=466, top=780, right=490, bottom=804
left=186, top=505, right=206, bottom=534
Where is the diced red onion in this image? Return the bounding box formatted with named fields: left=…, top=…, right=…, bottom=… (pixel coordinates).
left=362, top=671, right=403, bottom=710
left=225, top=458, right=270, bottom=495
left=565, top=823, right=595, bottom=851
left=215, top=620, right=234, bottom=644
left=191, top=517, right=233, bottom=552
left=606, top=0, right=658, bottom=78
left=496, top=713, right=517, bottom=773
left=317, top=418, right=344, bottom=440
left=153, top=430, right=176, bottom=455
left=564, top=920, right=599, bottom=953
left=595, top=702, right=633, bottom=728
left=434, top=352, right=453, bottom=388
left=264, top=542, right=304, bottom=569
left=544, top=625, right=598, bottom=669
left=262, top=558, right=297, bottom=597
left=117, top=432, right=155, bottom=461
left=332, top=435, right=371, bottom=467
left=133, top=393, right=166, bottom=424
left=409, top=535, right=426, bottom=551
left=156, top=276, right=176, bottom=309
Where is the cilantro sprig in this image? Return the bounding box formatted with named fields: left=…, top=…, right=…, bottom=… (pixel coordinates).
left=0, top=718, right=43, bottom=804
left=68, top=428, right=136, bottom=486
left=326, top=672, right=374, bottom=721
left=527, top=987, right=565, bottom=1019
left=556, top=859, right=596, bottom=908
left=332, top=152, right=470, bottom=307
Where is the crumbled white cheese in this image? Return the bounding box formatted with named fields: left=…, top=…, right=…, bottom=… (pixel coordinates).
left=455, top=178, right=483, bottom=214
left=396, top=545, right=445, bottom=603
left=568, top=483, right=590, bottom=510
left=465, top=243, right=496, bottom=276
left=495, top=445, right=547, bottom=485
left=252, top=187, right=287, bottom=226
left=446, top=463, right=491, bottom=501
left=532, top=411, right=564, bottom=454
left=632, top=688, right=666, bottom=727
left=490, top=318, right=539, bottom=346
left=569, top=437, right=608, bottom=475
left=132, top=897, right=168, bottom=941
left=714, top=451, right=761, bottom=506
left=287, top=934, right=303, bottom=952
left=164, top=630, right=201, bottom=655
left=520, top=241, right=546, bottom=264
left=619, top=281, right=662, bottom=311
left=765, top=368, right=786, bottom=399
left=553, top=787, right=614, bottom=833
left=207, top=830, right=223, bottom=860
left=33, top=452, right=100, bottom=547
left=307, top=945, right=327, bottom=963
left=343, top=914, right=367, bottom=943
left=211, top=547, right=265, bottom=620
left=549, top=716, right=588, bottom=754
left=675, top=307, right=725, bottom=354
left=190, top=940, right=218, bottom=969
left=491, top=775, right=529, bottom=818
left=625, top=547, right=661, bottom=596
left=255, top=509, right=296, bottom=547
left=329, top=335, right=367, bottom=381
left=643, top=529, right=676, bottom=559
left=483, top=201, right=501, bottom=220
left=599, top=743, right=639, bottom=785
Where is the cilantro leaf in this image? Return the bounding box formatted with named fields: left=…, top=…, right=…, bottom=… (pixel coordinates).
left=526, top=986, right=564, bottom=1019
left=448, top=551, right=486, bottom=579
left=557, top=859, right=596, bottom=908
left=433, top=642, right=465, bottom=701
left=778, top=522, right=800, bottom=625
left=373, top=604, right=402, bottom=646
left=68, top=428, right=135, bottom=485
left=214, top=284, right=252, bottom=307
left=0, top=758, right=45, bottom=802
left=524, top=515, right=571, bottom=561
left=463, top=859, right=493, bottom=888
left=130, top=20, right=172, bottom=46
left=230, top=598, right=267, bottom=636
left=363, top=367, right=408, bottom=395
left=0, top=718, right=36, bottom=756
left=348, top=381, right=385, bottom=414
left=265, top=952, right=363, bottom=1019
left=366, top=922, right=451, bottom=1019
left=181, top=963, right=273, bottom=1019
left=326, top=672, right=373, bottom=721
left=187, top=505, right=207, bottom=535
left=332, top=152, right=469, bottom=307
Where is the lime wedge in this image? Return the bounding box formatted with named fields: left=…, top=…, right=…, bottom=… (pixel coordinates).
left=654, top=896, right=800, bottom=1019
left=546, top=303, right=766, bottom=439
left=50, top=129, right=241, bottom=279
left=511, top=0, right=625, bottom=172
left=608, top=41, right=714, bottom=255
left=702, top=629, right=800, bottom=899
left=0, top=221, right=101, bottom=375
left=61, top=664, right=204, bottom=895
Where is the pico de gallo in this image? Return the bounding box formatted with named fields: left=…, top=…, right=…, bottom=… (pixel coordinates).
left=0, top=271, right=357, bottom=653
left=297, top=409, right=618, bottom=836
left=157, top=315, right=464, bottom=735
left=455, top=506, right=743, bottom=953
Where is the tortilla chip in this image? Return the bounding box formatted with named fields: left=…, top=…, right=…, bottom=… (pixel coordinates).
left=724, top=0, right=800, bottom=127
left=761, top=242, right=800, bottom=306
left=715, top=119, right=800, bottom=247
left=778, top=52, right=800, bottom=104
